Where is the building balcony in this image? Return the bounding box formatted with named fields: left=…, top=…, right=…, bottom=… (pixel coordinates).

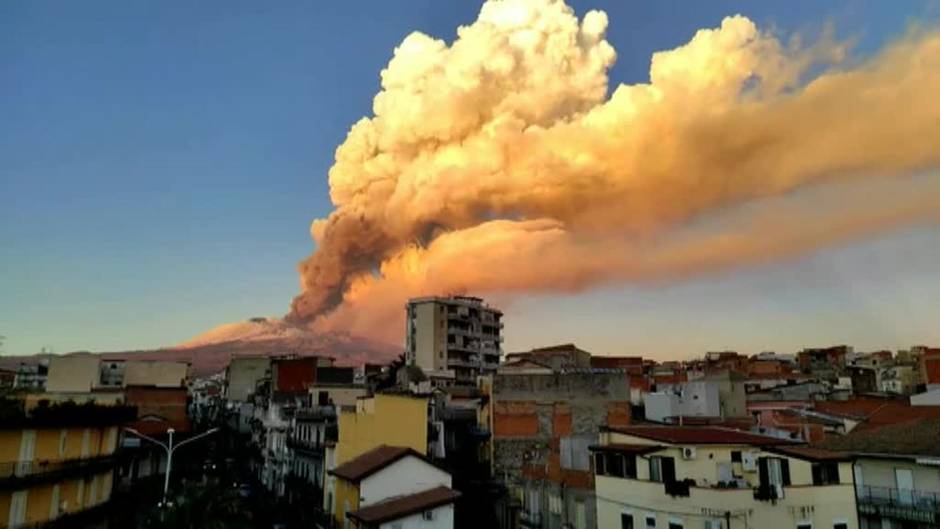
left=0, top=455, right=118, bottom=489
left=595, top=475, right=855, bottom=514
left=519, top=510, right=542, bottom=528
left=295, top=406, right=336, bottom=421
left=447, top=359, right=481, bottom=369
left=286, top=437, right=326, bottom=456
left=857, top=485, right=940, bottom=525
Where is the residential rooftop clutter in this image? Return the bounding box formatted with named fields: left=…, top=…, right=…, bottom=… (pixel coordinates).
left=56, top=312, right=932, bottom=529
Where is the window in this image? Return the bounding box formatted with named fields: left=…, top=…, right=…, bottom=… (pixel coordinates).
left=649, top=456, right=676, bottom=483
left=621, top=513, right=634, bottom=529
left=730, top=451, right=742, bottom=463
left=595, top=453, right=606, bottom=475
left=811, top=462, right=840, bottom=485
left=59, top=429, right=68, bottom=457
left=548, top=494, right=562, bottom=515
left=49, top=484, right=60, bottom=519
left=9, top=491, right=27, bottom=526
left=796, top=523, right=811, bottom=529
left=705, top=520, right=723, bottom=529
left=575, top=500, right=587, bottom=529
left=757, top=457, right=790, bottom=498
left=608, top=453, right=625, bottom=477
left=646, top=515, right=656, bottom=529
left=833, top=523, right=848, bottom=529
left=668, top=522, right=683, bottom=529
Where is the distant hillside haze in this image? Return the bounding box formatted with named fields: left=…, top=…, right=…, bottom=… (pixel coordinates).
left=0, top=318, right=399, bottom=376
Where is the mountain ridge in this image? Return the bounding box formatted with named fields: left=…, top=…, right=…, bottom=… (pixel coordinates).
left=0, top=318, right=399, bottom=376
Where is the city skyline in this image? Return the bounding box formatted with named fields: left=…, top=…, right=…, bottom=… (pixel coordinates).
left=3, top=0, right=940, bottom=358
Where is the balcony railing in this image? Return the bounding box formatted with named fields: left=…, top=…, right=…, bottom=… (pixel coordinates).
left=286, top=437, right=326, bottom=455
left=664, top=479, right=691, bottom=497
left=0, top=455, right=117, bottom=488
left=857, top=485, right=940, bottom=524
left=519, top=510, right=542, bottom=528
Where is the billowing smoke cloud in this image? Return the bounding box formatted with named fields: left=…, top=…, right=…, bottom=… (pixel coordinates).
left=290, top=0, right=940, bottom=340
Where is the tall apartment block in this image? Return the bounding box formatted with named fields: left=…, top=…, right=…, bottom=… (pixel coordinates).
left=405, top=296, right=504, bottom=383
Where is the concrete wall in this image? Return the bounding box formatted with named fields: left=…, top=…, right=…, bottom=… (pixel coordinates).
left=123, top=361, right=188, bottom=388
left=45, top=355, right=99, bottom=393
left=309, top=385, right=368, bottom=407
left=225, top=357, right=270, bottom=402
left=414, top=302, right=443, bottom=371
left=336, top=394, right=428, bottom=465
left=855, top=457, right=940, bottom=493
left=491, top=372, right=630, bottom=529
left=911, top=387, right=940, bottom=406
left=378, top=504, right=454, bottom=529
left=360, top=456, right=451, bottom=505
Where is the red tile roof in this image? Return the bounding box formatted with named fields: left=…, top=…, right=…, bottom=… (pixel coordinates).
left=765, top=446, right=851, bottom=462
left=609, top=426, right=795, bottom=446
left=589, top=443, right=663, bottom=455
left=347, top=486, right=461, bottom=525
left=813, top=399, right=940, bottom=431
left=329, top=445, right=425, bottom=483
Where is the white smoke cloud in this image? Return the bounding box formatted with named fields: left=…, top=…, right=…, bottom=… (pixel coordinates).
left=290, top=0, right=940, bottom=342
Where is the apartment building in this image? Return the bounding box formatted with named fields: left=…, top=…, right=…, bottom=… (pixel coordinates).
left=0, top=399, right=135, bottom=528
left=487, top=370, right=631, bottom=529
left=592, top=425, right=858, bottom=529
left=224, top=356, right=271, bottom=402
left=405, top=296, right=503, bottom=384
left=822, top=420, right=940, bottom=529
left=12, top=363, right=47, bottom=392
left=45, top=355, right=190, bottom=394
left=324, top=394, right=430, bottom=527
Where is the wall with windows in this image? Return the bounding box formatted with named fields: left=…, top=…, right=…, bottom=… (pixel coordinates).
left=594, top=432, right=858, bottom=529
left=596, top=474, right=857, bottom=529
left=360, top=456, right=451, bottom=505
left=378, top=503, right=454, bottom=529
left=854, top=457, right=940, bottom=493
left=0, top=469, right=113, bottom=527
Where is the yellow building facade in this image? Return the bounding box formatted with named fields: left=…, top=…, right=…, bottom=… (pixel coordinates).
left=592, top=426, right=859, bottom=529
left=0, top=402, right=131, bottom=528
left=329, top=394, right=428, bottom=526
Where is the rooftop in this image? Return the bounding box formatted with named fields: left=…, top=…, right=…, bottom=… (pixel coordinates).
left=818, top=419, right=940, bottom=458
left=813, top=398, right=940, bottom=431
left=329, top=445, right=425, bottom=483
left=608, top=425, right=796, bottom=446
left=589, top=443, right=664, bottom=455
left=347, top=486, right=461, bottom=525
left=764, top=445, right=851, bottom=462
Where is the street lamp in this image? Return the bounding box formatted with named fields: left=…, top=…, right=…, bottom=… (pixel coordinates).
left=124, top=426, right=219, bottom=506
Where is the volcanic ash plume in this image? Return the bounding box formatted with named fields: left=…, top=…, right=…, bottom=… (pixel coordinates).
left=290, top=0, right=940, bottom=338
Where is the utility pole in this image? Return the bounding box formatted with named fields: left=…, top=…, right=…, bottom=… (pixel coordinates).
left=124, top=426, right=219, bottom=506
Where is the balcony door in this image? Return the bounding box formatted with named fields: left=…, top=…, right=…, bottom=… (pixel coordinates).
left=16, top=429, right=36, bottom=476
left=895, top=468, right=914, bottom=505
left=8, top=490, right=28, bottom=527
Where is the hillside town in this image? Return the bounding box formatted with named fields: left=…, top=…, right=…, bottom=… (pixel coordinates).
left=2, top=295, right=940, bottom=529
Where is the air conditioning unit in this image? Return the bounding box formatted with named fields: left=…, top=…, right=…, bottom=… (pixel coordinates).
left=422, top=510, right=435, bottom=521
left=681, top=447, right=697, bottom=460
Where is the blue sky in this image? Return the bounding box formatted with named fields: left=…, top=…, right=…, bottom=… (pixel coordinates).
left=2, top=0, right=938, bottom=357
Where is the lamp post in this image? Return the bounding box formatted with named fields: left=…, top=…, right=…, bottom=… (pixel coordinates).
left=124, top=426, right=219, bottom=506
